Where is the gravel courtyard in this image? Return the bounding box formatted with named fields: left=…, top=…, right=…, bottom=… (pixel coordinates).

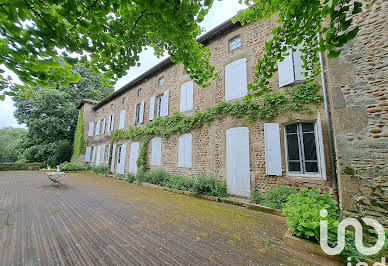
left=0, top=171, right=340, bottom=265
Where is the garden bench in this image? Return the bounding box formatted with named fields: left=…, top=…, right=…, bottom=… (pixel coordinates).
left=47, top=171, right=66, bottom=185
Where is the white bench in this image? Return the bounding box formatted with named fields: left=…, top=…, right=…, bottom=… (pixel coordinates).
left=47, top=172, right=66, bottom=185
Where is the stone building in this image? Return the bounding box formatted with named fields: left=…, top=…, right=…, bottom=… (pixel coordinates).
left=75, top=0, right=387, bottom=225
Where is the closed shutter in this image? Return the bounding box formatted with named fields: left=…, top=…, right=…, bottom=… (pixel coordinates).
left=96, top=146, right=101, bottom=166
left=101, top=145, right=105, bottom=163
left=293, top=44, right=307, bottom=82
left=185, top=133, right=192, bottom=168
left=88, top=122, right=94, bottom=137
left=178, top=135, right=185, bottom=167
left=151, top=137, right=162, bottom=166
left=106, top=144, right=110, bottom=163
left=149, top=96, right=155, bottom=121
left=117, top=143, right=127, bottom=174
left=85, top=146, right=91, bottom=162
left=162, top=90, right=169, bottom=117
left=95, top=121, right=101, bottom=136
left=278, top=48, right=295, bottom=87
left=139, top=100, right=145, bottom=124
left=107, top=115, right=111, bottom=133
left=129, top=142, right=140, bottom=174
left=101, top=118, right=106, bottom=134
left=316, top=113, right=327, bottom=180
left=119, top=110, right=125, bottom=129
left=111, top=114, right=115, bottom=131
left=264, top=123, right=282, bottom=176
left=91, top=146, right=96, bottom=162
left=180, top=81, right=193, bottom=112
left=225, top=58, right=247, bottom=100
left=110, top=144, right=116, bottom=173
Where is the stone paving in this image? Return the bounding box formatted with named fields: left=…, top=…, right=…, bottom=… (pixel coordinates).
left=0, top=171, right=341, bottom=265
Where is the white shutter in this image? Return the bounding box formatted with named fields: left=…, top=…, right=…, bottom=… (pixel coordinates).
left=278, top=48, right=295, bottom=87
left=107, top=115, right=111, bottom=133
left=101, top=118, right=106, bottom=134
left=85, top=146, right=91, bottom=163
left=111, top=114, right=115, bottom=131
left=110, top=144, right=116, bottom=173
left=101, top=145, right=105, bottom=163
left=149, top=96, right=155, bottom=121
left=106, top=144, right=110, bottom=164
left=185, top=133, right=192, bottom=168
left=264, top=123, right=282, bottom=176
left=96, top=145, right=101, bottom=166
left=119, top=110, right=125, bottom=129
left=180, top=82, right=187, bottom=112
left=225, top=58, right=247, bottom=100
left=316, top=113, right=327, bottom=180
left=95, top=121, right=101, bottom=136
left=151, top=137, right=162, bottom=166
left=293, top=44, right=307, bottom=82
left=178, top=135, right=185, bottom=167
left=180, top=81, right=193, bottom=112
left=129, top=142, right=140, bottom=174
left=91, top=146, right=96, bottom=162
left=139, top=100, right=144, bottom=124
left=162, top=90, right=169, bottom=117
left=88, top=122, right=94, bottom=137
left=117, top=143, right=127, bottom=175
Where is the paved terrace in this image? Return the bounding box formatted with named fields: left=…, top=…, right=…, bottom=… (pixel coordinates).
left=0, top=171, right=340, bottom=265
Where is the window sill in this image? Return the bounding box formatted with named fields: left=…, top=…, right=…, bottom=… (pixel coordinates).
left=224, top=96, right=247, bottom=102
left=285, top=174, right=326, bottom=183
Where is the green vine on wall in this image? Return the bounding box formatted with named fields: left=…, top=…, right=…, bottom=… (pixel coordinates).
left=71, top=109, right=86, bottom=163
left=110, top=81, right=322, bottom=173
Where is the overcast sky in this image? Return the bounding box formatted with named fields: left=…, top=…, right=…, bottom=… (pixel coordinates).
left=0, top=0, right=246, bottom=129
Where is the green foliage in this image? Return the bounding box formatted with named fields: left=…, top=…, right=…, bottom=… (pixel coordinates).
left=70, top=109, right=86, bottom=163
left=0, top=1, right=216, bottom=99
left=111, top=82, right=322, bottom=171
left=251, top=185, right=297, bottom=209
left=0, top=163, right=41, bottom=171
left=234, top=0, right=371, bottom=97
left=162, top=175, right=196, bottom=191
left=192, top=174, right=228, bottom=197
left=59, top=162, right=88, bottom=172
left=13, top=64, right=113, bottom=167
left=144, top=169, right=170, bottom=186
left=90, top=166, right=109, bottom=176
left=0, top=127, right=27, bottom=163
left=126, top=173, right=136, bottom=183
left=283, top=188, right=339, bottom=241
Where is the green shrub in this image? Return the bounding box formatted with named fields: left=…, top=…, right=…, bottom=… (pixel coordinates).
left=144, top=169, right=170, bottom=185
left=250, top=186, right=264, bottom=204
left=126, top=173, right=135, bottom=183
left=251, top=185, right=297, bottom=209
left=162, top=175, right=195, bottom=191
left=192, top=174, right=227, bottom=197
left=90, top=166, right=109, bottom=176
left=134, top=169, right=147, bottom=184
left=282, top=188, right=338, bottom=242
left=0, top=163, right=41, bottom=171
left=59, top=162, right=87, bottom=172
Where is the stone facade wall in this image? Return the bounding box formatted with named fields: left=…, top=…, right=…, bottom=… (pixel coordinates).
left=81, top=18, right=334, bottom=197
left=326, top=0, right=387, bottom=225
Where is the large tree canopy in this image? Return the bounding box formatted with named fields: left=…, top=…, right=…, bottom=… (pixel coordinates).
left=0, top=127, right=27, bottom=163
left=13, top=64, right=114, bottom=166
left=0, top=0, right=372, bottom=99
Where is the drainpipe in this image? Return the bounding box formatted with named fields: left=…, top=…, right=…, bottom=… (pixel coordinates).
left=318, top=34, right=339, bottom=201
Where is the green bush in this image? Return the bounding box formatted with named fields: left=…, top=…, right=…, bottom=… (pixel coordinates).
left=251, top=185, right=297, bottom=209
left=59, top=162, right=87, bottom=172
left=0, top=162, right=41, bottom=171
left=282, top=188, right=338, bottom=242
left=144, top=169, right=170, bottom=185
left=162, top=175, right=195, bottom=191
left=90, top=166, right=109, bottom=176
left=126, top=173, right=135, bottom=183
left=192, top=174, right=227, bottom=197
left=250, top=186, right=264, bottom=204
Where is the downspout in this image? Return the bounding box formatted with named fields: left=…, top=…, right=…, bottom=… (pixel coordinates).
left=318, top=34, right=339, bottom=201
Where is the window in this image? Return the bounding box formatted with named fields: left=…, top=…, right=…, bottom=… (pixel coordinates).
left=119, top=110, right=125, bottom=129
left=229, top=37, right=241, bottom=51
left=117, top=146, right=122, bottom=164
left=278, top=44, right=306, bottom=87
left=285, top=122, right=319, bottom=175
left=88, top=122, right=94, bottom=137
left=105, top=145, right=110, bottom=163
left=137, top=88, right=143, bottom=97
left=178, top=133, right=192, bottom=168
left=109, top=114, right=115, bottom=132
left=95, top=120, right=101, bottom=136
left=180, top=81, right=194, bottom=112
left=122, top=97, right=126, bottom=104
left=135, top=103, right=141, bottom=124
left=156, top=95, right=163, bottom=118
left=225, top=58, right=247, bottom=100
left=159, top=77, right=165, bottom=86
left=85, top=147, right=91, bottom=163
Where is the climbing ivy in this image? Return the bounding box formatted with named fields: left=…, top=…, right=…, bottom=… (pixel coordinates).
left=70, top=109, right=86, bottom=163
left=110, top=81, right=322, bottom=172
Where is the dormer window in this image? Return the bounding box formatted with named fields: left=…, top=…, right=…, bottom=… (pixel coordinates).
left=229, top=37, right=241, bottom=51
left=159, top=77, right=165, bottom=86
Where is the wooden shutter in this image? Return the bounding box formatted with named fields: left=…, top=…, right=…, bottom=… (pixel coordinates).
left=95, top=121, right=101, bottom=136
left=293, top=44, right=306, bottom=82
left=96, top=146, right=101, bottom=166
left=107, top=115, right=111, bottom=133
left=151, top=137, right=162, bottom=166
left=180, top=82, right=187, bottom=112
left=101, top=145, right=105, bottom=163
left=85, top=146, right=91, bottom=162
left=162, top=90, right=169, bottom=117
left=119, top=110, right=125, bottom=129
left=225, top=58, right=247, bottom=100
left=149, top=96, right=155, bottom=121
left=129, top=142, right=139, bottom=174
left=91, top=146, right=96, bottom=162
left=139, top=100, right=145, bottom=124
left=185, top=134, right=192, bottom=168
left=178, top=135, right=185, bottom=167
left=101, top=118, right=106, bottom=134
left=278, top=48, right=295, bottom=87
left=316, top=113, right=327, bottom=180
left=180, top=81, right=193, bottom=112
left=110, top=144, right=116, bottom=173
left=264, top=123, right=282, bottom=176
left=117, top=143, right=127, bottom=174
left=88, top=122, right=94, bottom=136
left=111, top=114, right=115, bottom=131
left=106, top=144, right=110, bottom=163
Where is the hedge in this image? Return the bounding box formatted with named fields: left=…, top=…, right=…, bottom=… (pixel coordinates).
left=0, top=163, right=41, bottom=171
